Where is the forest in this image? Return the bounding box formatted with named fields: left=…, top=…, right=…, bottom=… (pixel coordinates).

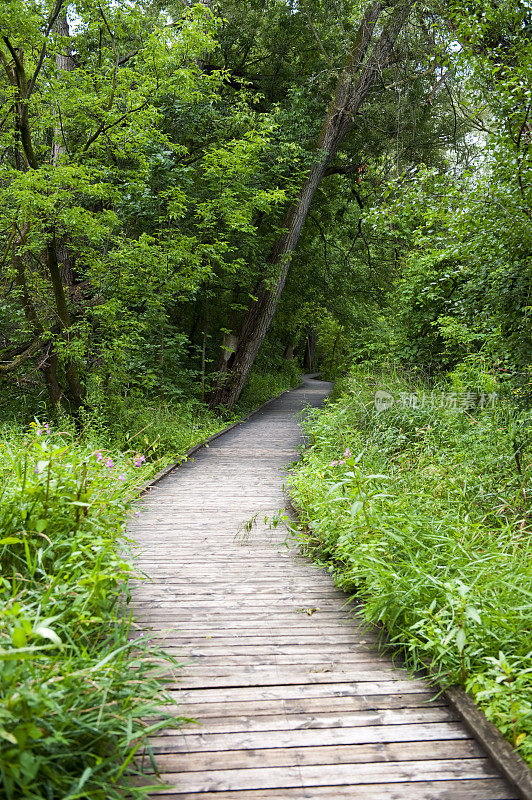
left=0, top=0, right=530, bottom=795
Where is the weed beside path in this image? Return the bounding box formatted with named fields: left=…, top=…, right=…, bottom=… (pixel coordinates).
left=0, top=423, right=189, bottom=798
left=289, top=367, right=532, bottom=765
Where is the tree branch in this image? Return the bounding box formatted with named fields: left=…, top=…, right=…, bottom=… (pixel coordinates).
left=1, top=37, right=24, bottom=78
left=27, top=0, right=66, bottom=96
left=309, top=214, right=331, bottom=274
left=423, top=70, right=449, bottom=105
left=0, top=337, right=42, bottom=373
left=82, top=98, right=152, bottom=152
left=118, top=49, right=139, bottom=66
left=324, top=163, right=362, bottom=176
left=300, top=0, right=334, bottom=67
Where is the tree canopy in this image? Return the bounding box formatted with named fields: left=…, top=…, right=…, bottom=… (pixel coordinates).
left=0, top=0, right=529, bottom=412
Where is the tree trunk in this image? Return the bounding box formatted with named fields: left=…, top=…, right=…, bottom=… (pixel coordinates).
left=46, top=233, right=85, bottom=409
left=42, top=348, right=63, bottom=406
left=209, top=0, right=412, bottom=409
left=48, top=15, right=85, bottom=410
left=283, top=340, right=295, bottom=360
left=201, top=298, right=209, bottom=403
left=51, top=13, right=74, bottom=163
left=304, top=329, right=317, bottom=372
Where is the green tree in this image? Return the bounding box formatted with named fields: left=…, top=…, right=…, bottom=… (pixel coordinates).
left=209, top=0, right=415, bottom=408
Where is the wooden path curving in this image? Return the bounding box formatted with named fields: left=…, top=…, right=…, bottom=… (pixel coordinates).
left=130, top=376, right=517, bottom=800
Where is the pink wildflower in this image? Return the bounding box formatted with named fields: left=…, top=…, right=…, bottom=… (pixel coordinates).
left=118, top=473, right=126, bottom=481
left=339, top=460, right=346, bottom=466
left=44, top=423, right=50, bottom=434
left=134, top=455, right=146, bottom=467
left=330, top=460, right=338, bottom=467
left=106, top=458, right=113, bottom=469
left=343, top=448, right=351, bottom=458
left=36, top=428, right=42, bottom=436
left=95, top=451, right=103, bottom=462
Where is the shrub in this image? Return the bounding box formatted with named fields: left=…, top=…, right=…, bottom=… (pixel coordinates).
left=0, top=423, right=183, bottom=798
left=289, top=366, right=532, bottom=762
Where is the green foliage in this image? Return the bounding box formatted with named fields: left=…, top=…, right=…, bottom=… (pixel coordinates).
left=290, top=366, right=532, bottom=761
left=0, top=0, right=293, bottom=406
left=365, top=153, right=532, bottom=377
left=237, top=359, right=302, bottom=412
left=87, top=394, right=236, bottom=460
left=358, top=0, right=532, bottom=381
left=0, top=421, right=186, bottom=798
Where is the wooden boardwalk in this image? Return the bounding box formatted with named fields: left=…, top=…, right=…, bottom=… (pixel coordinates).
left=130, top=376, right=516, bottom=799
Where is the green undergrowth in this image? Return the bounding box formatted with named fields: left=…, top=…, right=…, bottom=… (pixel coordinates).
left=0, top=422, right=191, bottom=798
left=289, top=365, right=532, bottom=762
left=237, top=360, right=302, bottom=414
left=0, top=365, right=301, bottom=796
left=87, top=395, right=234, bottom=464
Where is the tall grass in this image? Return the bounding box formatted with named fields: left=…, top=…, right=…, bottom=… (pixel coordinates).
left=289, top=366, right=532, bottom=762
left=236, top=360, right=302, bottom=413
left=0, top=422, right=185, bottom=798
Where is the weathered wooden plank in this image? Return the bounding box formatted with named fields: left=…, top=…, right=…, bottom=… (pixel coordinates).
left=170, top=680, right=431, bottom=703
left=150, top=779, right=515, bottom=800
left=138, top=620, right=376, bottom=636
left=132, top=581, right=352, bottom=589
left=172, top=644, right=383, bottom=655
left=133, top=578, right=343, bottom=585
left=140, top=626, right=376, bottom=637
left=156, top=759, right=500, bottom=792
left=149, top=722, right=472, bottom=753
left=133, top=610, right=362, bottom=620
left=148, top=634, right=380, bottom=646
left=150, top=660, right=404, bottom=678
left=132, top=589, right=348, bottom=597
left=168, top=652, right=393, bottom=665
left=132, top=600, right=349, bottom=609
left=155, top=706, right=459, bottom=735
left=147, top=738, right=483, bottom=773
left=169, top=692, right=445, bottom=719
left=175, top=667, right=416, bottom=689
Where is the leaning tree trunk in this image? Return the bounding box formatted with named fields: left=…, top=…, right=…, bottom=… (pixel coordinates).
left=209, top=0, right=412, bottom=409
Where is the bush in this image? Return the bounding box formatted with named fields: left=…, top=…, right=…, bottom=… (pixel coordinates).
left=237, top=360, right=301, bottom=412
left=289, top=366, right=532, bottom=762
left=0, top=423, right=184, bottom=798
